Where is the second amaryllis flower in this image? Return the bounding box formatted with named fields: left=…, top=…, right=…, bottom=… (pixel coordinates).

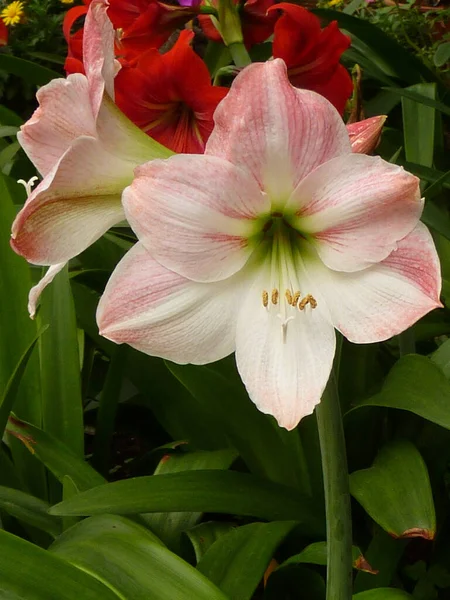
left=97, top=60, right=441, bottom=430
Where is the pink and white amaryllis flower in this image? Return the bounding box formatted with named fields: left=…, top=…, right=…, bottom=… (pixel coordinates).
left=11, top=0, right=171, bottom=316
left=97, top=59, right=441, bottom=430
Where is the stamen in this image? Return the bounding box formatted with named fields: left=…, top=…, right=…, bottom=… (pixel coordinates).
left=262, top=290, right=269, bottom=308
left=292, top=291, right=301, bottom=307
left=285, top=289, right=293, bottom=305
left=299, top=294, right=317, bottom=310
left=271, top=288, right=279, bottom=305
left=17, top=176, right=38, bottom=198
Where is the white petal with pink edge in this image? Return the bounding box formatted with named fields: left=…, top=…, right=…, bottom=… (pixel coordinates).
left=11, top=136, right=130, bottom=265
left=123, top=155, right=269, bottom=283
left=28, top=263, right=66, bottom=319
left=97, top=242, right=242, bottom=364
left=235, top=267, right=336, bottom=431
left=206, top=59, right=351, bottom=207
left=304, top=222, right=442, bottom=344
left=17, top=74, right=97, bottom=177
left=83, top=0, right=116, bottom=114
left=289, top=154, right=422, bottom=272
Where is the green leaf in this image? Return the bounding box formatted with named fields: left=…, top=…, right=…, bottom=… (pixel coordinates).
left=141, top=448, right=238, bottom=551
left=197, top=522, right=296, bottom=600
left=355, top=354, right=450, bottom=430
left=91, top=346, right=125, bottom=476
left=6, top=416, right=106, bottom=491
left=0, top=171, right=46, bottom=499
left=39, top=266, right=84, bottom=460
left=280, top=541, right=377, bottom=573
left=0, top=55, right=60, bottom=85
left=349, top=440, right=435, bottom=539
left=49, top=470, right=322, bottom=534
left=383, top=87, right=450, bottom=117
left=50, top=515, right=228, bottom=600
left=314, top=9, right=435, bottom=83
left=167, top=360, right=309, bottom=490
left=433, top=42, right=450, bottom=68
left=0, top=326, right=46, bottom=438
left=0, top=529, right=120, bottom=599
left=402, top=83, right=436, bottom=168
left=0, top=105, right=23, bottom=126
left=0, top=485, right=61, bottom=537
left=353, top=590, right=412, bottom=599
left=421, top=200, right=450, bottom=240
left=431, top=339, right=450, bottom=378
left=354, top=527, right=407, bottom=593
left=185, top=522, right=237, bottom=562
left=265, top=564, right=325, bottom=599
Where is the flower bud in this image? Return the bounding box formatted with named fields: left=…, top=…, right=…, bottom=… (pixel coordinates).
left=347, top=115, right=387, bottom=155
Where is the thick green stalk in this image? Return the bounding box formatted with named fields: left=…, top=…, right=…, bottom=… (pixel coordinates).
left=316, top=371, right=353, bottom=600
left=228, top=42, right=252, bottom=68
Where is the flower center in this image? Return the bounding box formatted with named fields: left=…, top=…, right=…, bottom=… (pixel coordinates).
left=258, top=215, right=317, bottom=340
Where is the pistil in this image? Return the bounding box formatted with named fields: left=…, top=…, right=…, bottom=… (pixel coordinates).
left=259, top=221, right=317, bottom=340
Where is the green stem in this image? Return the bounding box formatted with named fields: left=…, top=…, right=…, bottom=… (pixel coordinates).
left=316, top=371, right=353, bottom=600
left=228, top=41, right=252, bottom=68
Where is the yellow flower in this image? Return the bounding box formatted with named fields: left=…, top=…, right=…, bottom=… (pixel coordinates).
left=60, top=0, right=74, bottom=3
left=327, top=0, right=344, bottom=5
left=1, top=1, right=24, bottom=26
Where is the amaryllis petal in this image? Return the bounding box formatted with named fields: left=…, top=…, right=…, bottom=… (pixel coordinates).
left=123, top=155, right=268, bottom=282
left=97, top=242, right=240, bottom=363
left=206, top=59, right=351, bottom=206
left=306, top=223, right=442, bottom=343
left=290, top=153, right=422, bottom=272
left=235, top=268, right=336, bottom=430
left=17, top=74, right=97, bottom=177
left=28, top=263, right=66, bottom=319
left=84, top=0, right=116, bottom=114
left=11, top=136, right=130, bottom=265
left=347, top=115, right=386, bottom=154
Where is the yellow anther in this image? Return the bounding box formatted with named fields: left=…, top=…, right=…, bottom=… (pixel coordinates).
left=271, top=289, right=279, bottom=305
left=292, top=291, right=301, bottom=307
left=262, top=290, right=269, bottom=308
left=285, top=289, right=293, bottom=305
left=299, top=294, right=317, bottom=310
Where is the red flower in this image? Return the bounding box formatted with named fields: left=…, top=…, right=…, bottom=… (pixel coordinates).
left=199, top=0, right=278, bottom=47
left=63, top=4, right=88, bottom=74
left=110, top=0, right=196, bottom=59
left=63, top=0, right=196, bottom=75
left=270, top=4, right=353, bottom=115
left=0, top=20, right=8, bottom=47
left=115, top=30, right=228, bottom=153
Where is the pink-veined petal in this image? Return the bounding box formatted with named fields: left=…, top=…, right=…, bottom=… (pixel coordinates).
left=97, top=242, right=241, bottom=363
left=290, top=154, right=422, bottom=272
left=305, top=222, right=442, bottom=343
left=235, top=267, right=336, bottom=430
left=83, top=0, right=116, bottom=116
left=28, top=262, right=66, bottom=319
left=347, top=116, right=386, bottom=155
left=206, top=59, right=351, bottom=207
left=11, top=136, right=130, bottom=265
left=17, top=74, right=97, bottom=177
left=123, top=155, right=269, bottom=283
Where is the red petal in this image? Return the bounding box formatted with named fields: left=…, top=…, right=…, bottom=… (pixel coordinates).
left=271, top=4, right=352, bottom=114
left=115, top=30, right=227, bottom=153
